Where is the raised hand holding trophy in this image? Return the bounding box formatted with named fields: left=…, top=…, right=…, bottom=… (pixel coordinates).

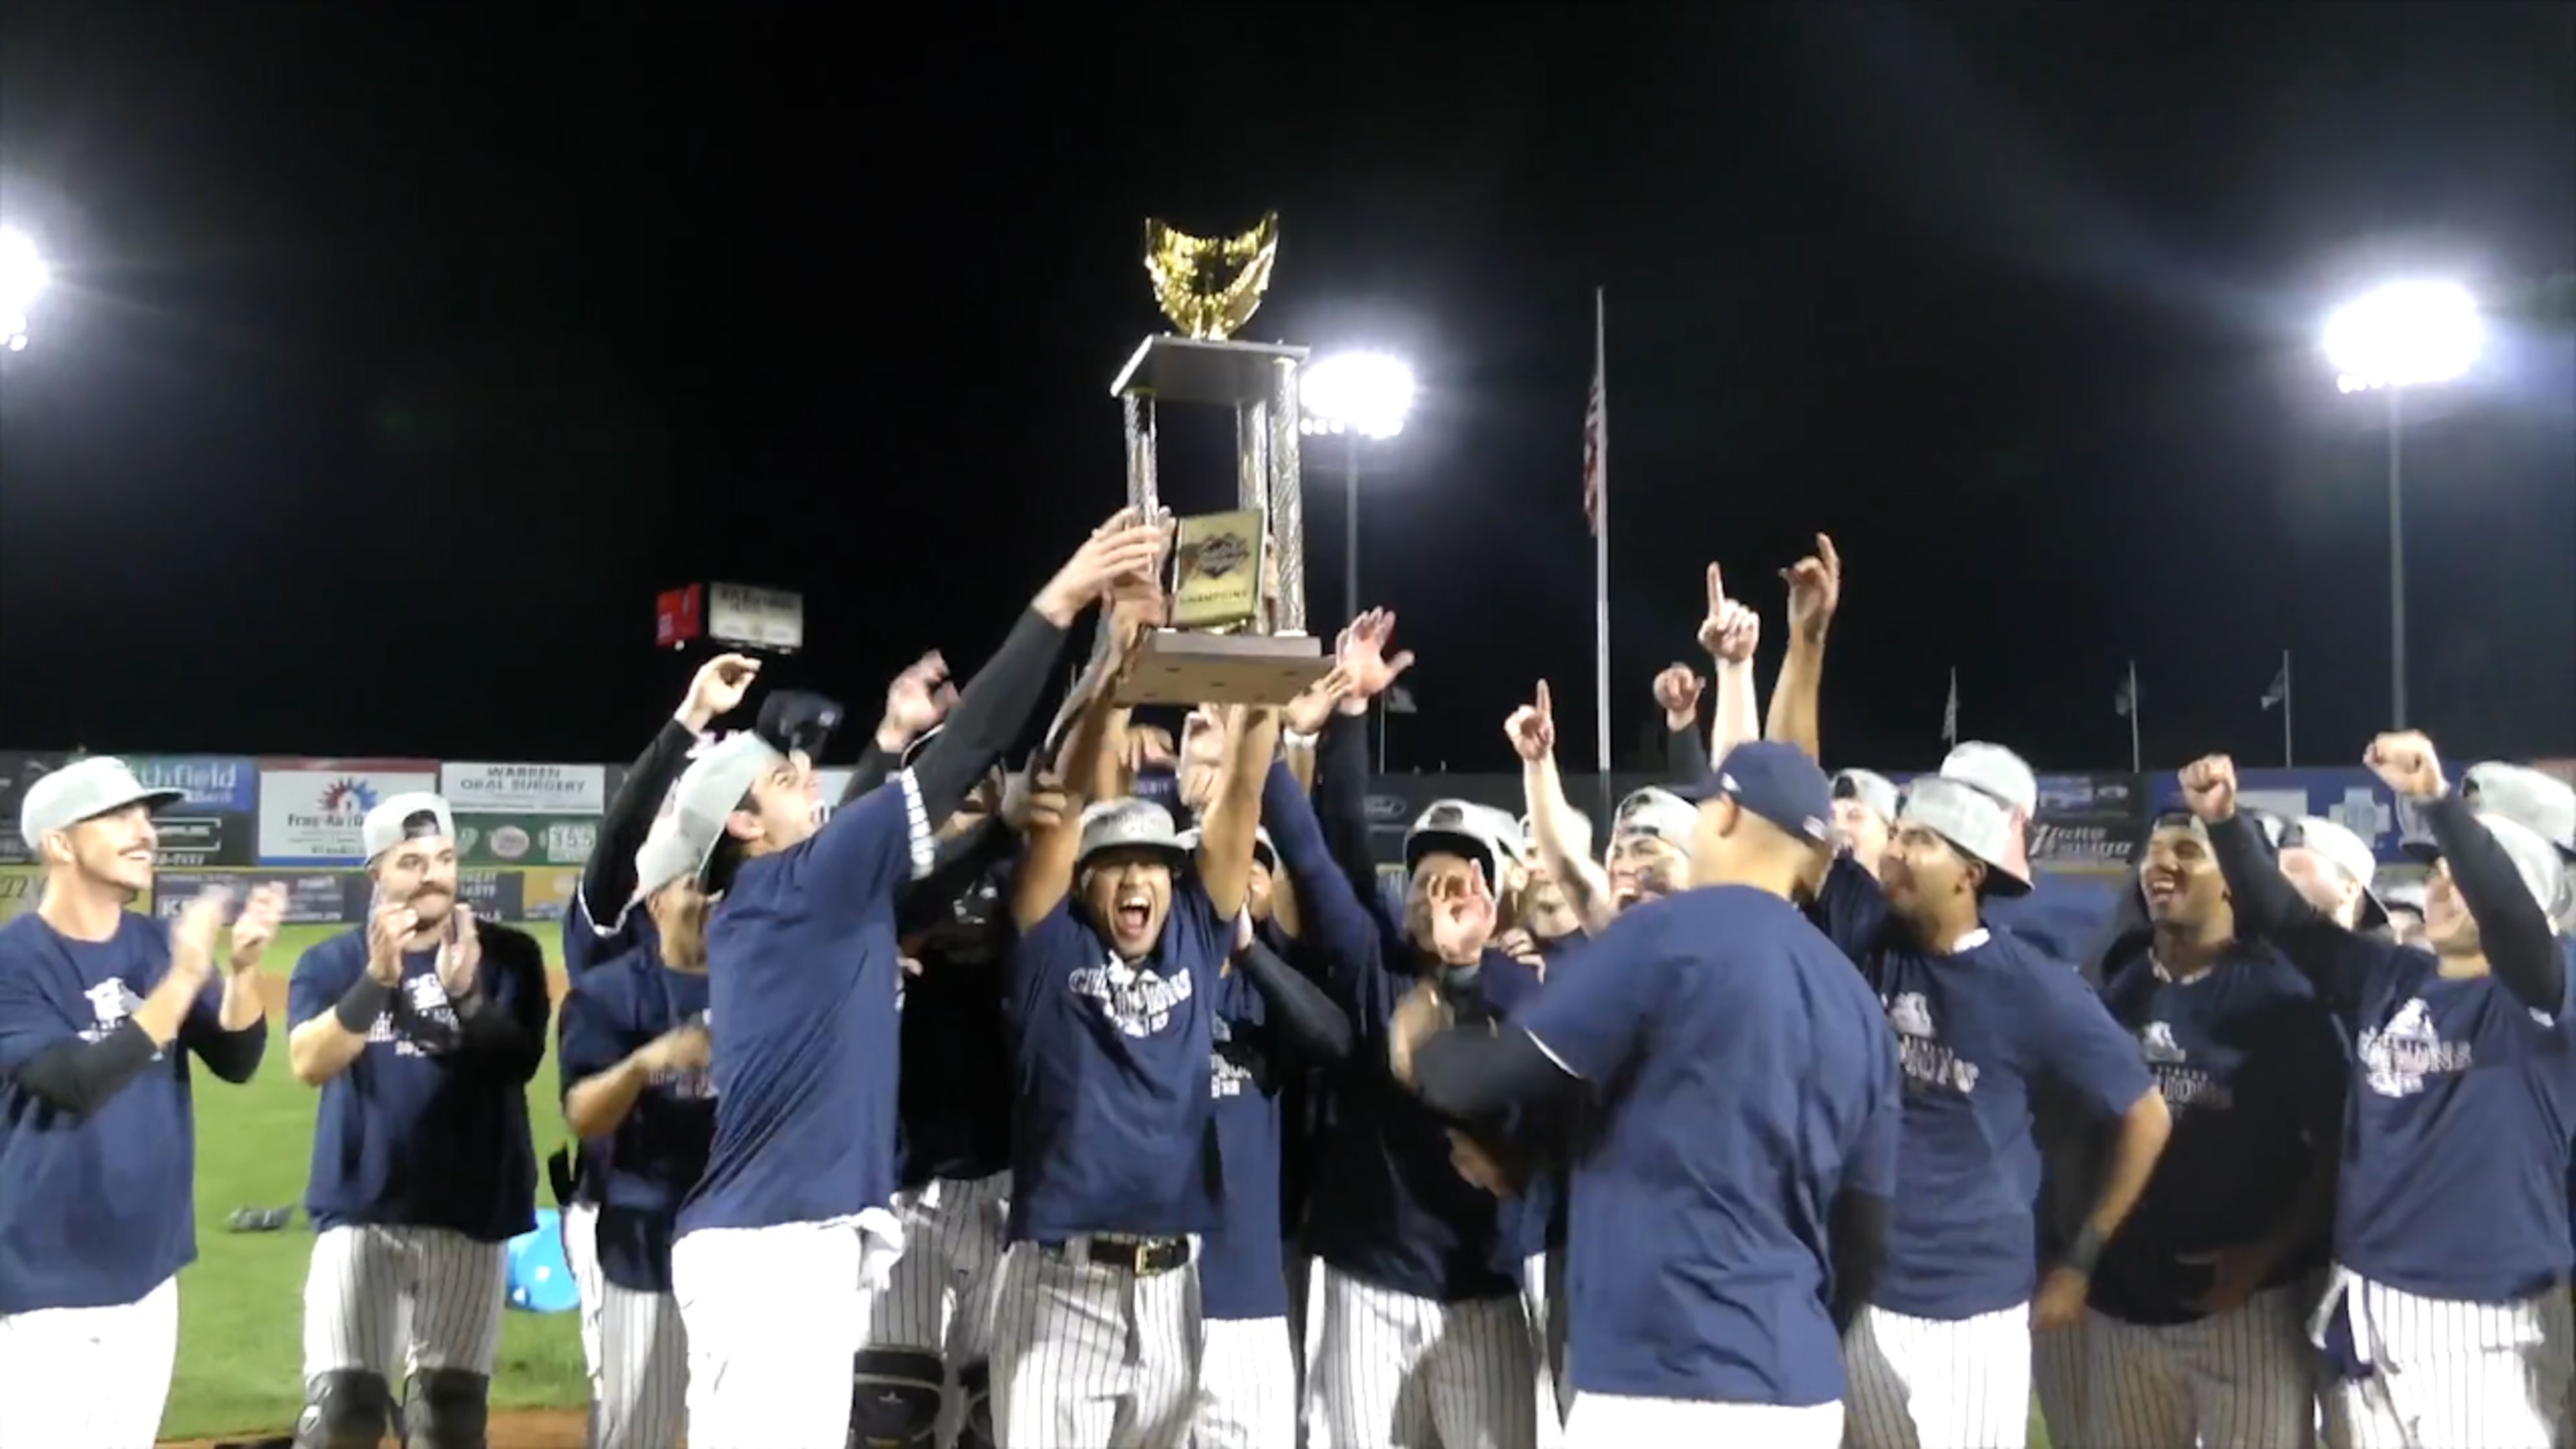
left=1109, top=214, right=1330, bottom=706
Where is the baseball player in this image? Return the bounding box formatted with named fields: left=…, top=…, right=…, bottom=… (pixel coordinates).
left=2189, top=740, right=2575, bottom=1449
left=284, top=792, right=553, bottom=1449
left=1392, top=741, right=1900, bottom=1448
left=672, top=518, right=1138, bottom=1449
left=0, top=758, right=281, bottom=1449
left=988, top=660, right=1275, bottom=1449
left=2082, top=809, right=2346, bottom=1448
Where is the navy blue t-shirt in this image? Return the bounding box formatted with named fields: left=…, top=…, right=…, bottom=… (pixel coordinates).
left=1201, top=967, right=1286, bottom=1320
left=288, top=925, right=548, bottom=1244
left=557, top=941, right=714, bottom=1294
left=1005, top=883, right=1225, bottom=1242
left=679, top=771, right=933, bottom=1236
left=0, top=911, right=266, bottom=1313
left=1519, top=886, right=1899, bottom=1407
left=1814, top=857, right=2153, bottom=1319
left=562, top=893, right=661, bottom=1202
left=2090, top=943, right=2345, bottom=1324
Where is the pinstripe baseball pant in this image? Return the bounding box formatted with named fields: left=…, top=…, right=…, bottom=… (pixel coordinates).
left=1564, top=1392, right=1841, bottom=1449
left=1840, top=1301, right=2030, bottom=1449
left=562, top=1204, right=688, bottom=1449
left=2030, top=1318, right=2089, bottom=1449
left=991, top=1236, right=1202, bottom=1449
left=1301, top=1260, right=1557, bottom=1449
left=2080, top=1285, right=2314, bottom=1449
left=301, top=1225, right=506, bottom=1384
left=2314, top=1268, right=2571, bottom=1449
left=874, top=1172, right=1010, bottom=1446
left=673, top=1213, right=904, bottom=1449
left=0, top=1273, right=179, bottom=1449
left=1192, top=1316, right=1296, bottom=1449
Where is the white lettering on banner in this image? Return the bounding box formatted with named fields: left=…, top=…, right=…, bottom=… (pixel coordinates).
left=256, top=768, right=439, bottom=863
left=2028, top=820, right=2129, bottom=865
left=707, top=582, right=804, bottom=652
left=439, top=763, right=608, bottom=815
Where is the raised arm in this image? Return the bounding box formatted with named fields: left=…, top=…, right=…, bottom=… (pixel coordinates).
left=181, top=886, right=281, bottom=1084
left=584, top=654, right=761, bottom=929
left=286, top=903, right=414, bottom=1087
left=2185, top=754, right=2388, bottom=1022
left=1763, top=534, right=1840, bottom=762
left=1654, top=666, right=1710, bottom=782
left=1007, top=604, right=1147, bottom=930
left=1507, top=682, right=1614, bottom=935
left=844, top=651, right=958, bottom=806
left=2369, top=731, right=2564, bottom=1012
left=1196, top=704, right=1280, bottom=922
left=1698, top=565, right=1765, bottom=760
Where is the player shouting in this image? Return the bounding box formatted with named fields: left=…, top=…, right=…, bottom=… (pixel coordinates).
left=2188, top=739, right=2574, bottom=1449
left=667, top=512, right=1164, bottom=1449
left=285, top=792, right=553, bottom=1449
left=0, top=758, right=283, bottom=1449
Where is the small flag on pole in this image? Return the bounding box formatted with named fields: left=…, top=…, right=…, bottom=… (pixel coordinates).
left=1581, top=367, right=1607, bottom=537
left=1940, top=668, right=1959, bottom=745
left=2261, top=654, right=2290, bottom=710
left=1384, top=684, right=1419, bottom=716
left=2113, top=666, right=2137, bottom=718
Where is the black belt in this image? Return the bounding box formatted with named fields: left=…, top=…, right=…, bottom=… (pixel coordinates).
left=1046, top=1235, right=1192, bottom=1276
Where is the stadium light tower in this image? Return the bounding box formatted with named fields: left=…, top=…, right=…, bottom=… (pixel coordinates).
left=2320, top=279, right=2484, bottom=730
left=0, top=229, right=51, bottom=351
left=1298, top=351, right=1415, bottom=627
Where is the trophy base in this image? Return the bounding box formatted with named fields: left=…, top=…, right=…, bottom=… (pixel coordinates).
left=1114, top=630, right=1330, bottom=707
left=1112, top=335, right=1310, bottom=406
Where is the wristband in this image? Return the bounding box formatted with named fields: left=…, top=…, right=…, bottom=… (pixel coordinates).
left=1282, top=729, right=1320, bottom=751
left=2062, top=1223, right=2106, bottom=1277
left=335, top=976, right=396, bottom=1035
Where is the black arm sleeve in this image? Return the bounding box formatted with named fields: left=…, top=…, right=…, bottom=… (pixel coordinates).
left=583, top=719, right=699, bottom=924
left=454, top=932, right=550, bottom=1084
left=1666, top=718, right=1710, bottom=783
left=1236, top=938, right=1356, bottom=1063
left=11, top=1025, right=164, bottom=1117
left=897, top=817, right=1015, bottom=935
left=841, top=742, right=900, bottom=807
left=910, top=609, right=1072, bottom=828
left=1410, top=1026, right=1585, bottom=1124
left=183, top=1015, right=267, bottom=1084
left=1827, top=1187, right=1891, bottom=1334
left=1316, top=711, right=1383, bottom=911
left=2423, top=794, right=2563, bottom=1011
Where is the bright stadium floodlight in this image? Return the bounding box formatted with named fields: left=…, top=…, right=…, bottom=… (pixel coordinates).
left=0, top=228, right=50, bottom=351
left=2322, top=280, right=2483, bottom=394
left=1296, top=351, right=1417, bottom=628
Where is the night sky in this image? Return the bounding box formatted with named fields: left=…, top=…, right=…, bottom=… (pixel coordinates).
left=3, top=3, right=2570, bottom=778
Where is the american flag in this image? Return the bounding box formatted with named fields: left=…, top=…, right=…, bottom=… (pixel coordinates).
left=1581, top=369, right=1606, bottom=536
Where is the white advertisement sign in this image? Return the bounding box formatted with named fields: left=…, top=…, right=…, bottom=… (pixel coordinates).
left=439, top=762, right=609, bottom=815
left=257, top=763, right=441, bottom=865
left=708, top=581, right=804, bottom=652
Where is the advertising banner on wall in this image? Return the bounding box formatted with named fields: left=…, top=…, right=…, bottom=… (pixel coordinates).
left=2027, top=773, right=2144, bottom=874
left=256, top=759, right=441, bottom=865
left=127, top=756, right=262, bottom=866
left=439, top=763, right=608, bottom=816
left=152, top=868, right=532, bottom=925
left=0, top=865, right=39, bottom=921
left=454, top=815, right=600, bottom=869
left=2143, top=766, right=2413, bottom=862
left=0, top=753, right=66, bottom=865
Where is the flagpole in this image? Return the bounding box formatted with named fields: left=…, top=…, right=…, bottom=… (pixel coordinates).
left=1592, top=286, right=1613, bottom=818
left=2126, top=659, right=2142, bottom=774
left=2281, top=650, right=2294, bottom=767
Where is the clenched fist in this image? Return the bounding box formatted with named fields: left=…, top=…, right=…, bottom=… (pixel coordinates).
left=2178, top=756, right=2237, bottom=823
left=2364, top=731, right=2447, bottom=800
left=1652, top=665, right=1705, bottom=728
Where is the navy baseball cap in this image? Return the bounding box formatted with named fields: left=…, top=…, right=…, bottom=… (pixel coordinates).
left=1671, top=741, right=1836, bottom=849
left=756, top=689, right=844, bottom=761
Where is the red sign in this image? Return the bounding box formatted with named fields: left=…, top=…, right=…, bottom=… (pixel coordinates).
left=655, top=584, right=704, bottom=650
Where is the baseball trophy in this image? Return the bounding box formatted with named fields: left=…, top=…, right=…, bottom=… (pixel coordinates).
left=1108, top=213, right=1331, bottom=706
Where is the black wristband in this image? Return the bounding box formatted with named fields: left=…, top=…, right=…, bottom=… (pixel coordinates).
left=335, top=976, right=395, bottom=1035
left=2063, top=1222, right=2106, bottom=1277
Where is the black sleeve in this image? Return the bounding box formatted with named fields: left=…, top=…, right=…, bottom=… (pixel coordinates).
left=182, top=1014, right=267, bottom=1084
left=2423, top=794, right=2564, bottom=1011
left=910, top=608, right=1072, bottom=828
left=1410, top=1025, right=1585, bottom=1124
left=2210, top=813, right=2380, bottom=1023
left=454, top=929, right=550, bottom=1084
left=841, top=742, right=900, bottom=807
left=1827, top=1187, right=1891, bottom=1334
left=1665, top=717, right=1710, bottom=783
left=1315, top=712, right=1383, bottom=913
left=10, top=1024, right=164, bottom=1117
left=583, top=719, right=699, bottom=925
left=897, top=816, right=1015, bottom=935
left=1236, top=937, right=1356, bottom=1063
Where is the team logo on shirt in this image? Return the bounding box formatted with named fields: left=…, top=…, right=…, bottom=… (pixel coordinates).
left=2356, top=998, right=2471, bottom=1098
left=1208, top=1016, right=1251, bottom=1099
left=1884, top=990, right=1980, bottom=1095
left=80, top=978, right=162, bottom=1059
left=1069, top=957, right=1195, bottom=1038
left=363, top=974, right=462, bottom=1057
left=2137, top=1021, right=2232, bottom=1111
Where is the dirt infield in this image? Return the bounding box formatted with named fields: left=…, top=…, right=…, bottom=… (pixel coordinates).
left=249, top=967, right=573, bottom=1017
left=160, top=1406, right=588, bottom=1448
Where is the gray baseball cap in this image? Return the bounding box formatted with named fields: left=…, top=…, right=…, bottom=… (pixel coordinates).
left=18, top=756, right=184, bottom=851
left=1077, top=797, right=1192, bottom=869
left=1831, top=768, right=1900, bottom=826
left=1897, top=775, right=2030, bottom=897
left=638, top=732, right=786, bottom=893
left=1405, top=799, right=1504, bottom=886
left=2463, top=764, right=2576, bottom=860
left=1176, top=823, right=1276, bottom=872
left=1613, top=787, right=1700, bottom=856
left=1940, top=742, right=2038, bottom=817
left=361, top=792, right=456, bottom=861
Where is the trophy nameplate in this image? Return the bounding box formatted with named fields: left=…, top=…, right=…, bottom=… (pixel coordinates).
left=1111, top=214, right=1327, bottom=707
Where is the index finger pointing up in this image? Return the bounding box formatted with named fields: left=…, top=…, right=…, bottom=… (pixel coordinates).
left=1815, top=533, right=1841, bottom=575
left=1706, top=562, right=1725, bottom=609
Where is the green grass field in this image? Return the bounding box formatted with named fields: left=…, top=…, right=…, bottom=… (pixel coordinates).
left=169, top=922, right=589, bottom=1441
